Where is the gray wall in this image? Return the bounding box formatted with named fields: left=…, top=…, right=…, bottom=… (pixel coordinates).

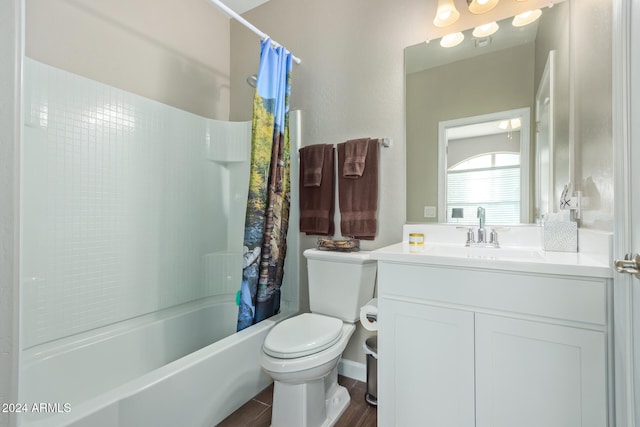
left=229, top=0, right=613, bottom=363
left=0, top=1, right=21, bottom=426
left=230, top=0, right=413, bottom=248
left=230, top=0, right=424, bottom=363
left=573, top=0, right=613, bottom=230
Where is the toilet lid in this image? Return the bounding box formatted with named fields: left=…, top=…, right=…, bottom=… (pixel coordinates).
left=263, top=313, right=343, bottom=359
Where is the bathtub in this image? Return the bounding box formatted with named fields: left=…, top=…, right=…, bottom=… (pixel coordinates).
left=19, top=296, right=294, bottom=427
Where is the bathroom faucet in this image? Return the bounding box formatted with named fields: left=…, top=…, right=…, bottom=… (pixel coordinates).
left=462, top=207, right=499, bottom=247
left=477, top=207, right=486, bottom=243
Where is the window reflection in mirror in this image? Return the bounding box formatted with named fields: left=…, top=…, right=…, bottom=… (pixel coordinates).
left=448, top=153, right=521, bottom=225
left=438, top=108, right=530, bottom=224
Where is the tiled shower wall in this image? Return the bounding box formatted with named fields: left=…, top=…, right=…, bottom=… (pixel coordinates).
left=21, top=59, right=250, bottom=349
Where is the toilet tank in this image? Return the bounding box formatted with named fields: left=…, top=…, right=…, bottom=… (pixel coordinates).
left=304, top=249, right=377, bottom=323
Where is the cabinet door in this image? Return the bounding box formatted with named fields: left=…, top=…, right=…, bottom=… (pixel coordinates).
left=379, top=299, right=475, bottom=427
left=475, top=314, right=607, bottom=427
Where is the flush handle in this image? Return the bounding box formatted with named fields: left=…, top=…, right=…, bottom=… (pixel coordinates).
left=615, top=253, right=640, bottom=279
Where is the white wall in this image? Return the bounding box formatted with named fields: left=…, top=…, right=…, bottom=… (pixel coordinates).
left=0, top=1, right=21, bottom=426
left=448, top=133, right=521, bottom=168
left=26, top=0, right=231, bottom=120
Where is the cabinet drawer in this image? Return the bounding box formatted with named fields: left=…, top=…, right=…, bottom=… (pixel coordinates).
left=378, top=262, right=608, bottom=326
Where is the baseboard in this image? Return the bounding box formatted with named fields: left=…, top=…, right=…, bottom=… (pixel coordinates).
left=338, top=358, right=366, bottom=383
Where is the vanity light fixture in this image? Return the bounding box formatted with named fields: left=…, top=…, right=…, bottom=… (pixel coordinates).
left=440, top=32, right=465, bottom=48
left=433, top=0, right=460, bottom=27
left=467, top=0, right=499, bottom=14
left=472, top=21, right=499, bottom=37
left=498, top=118, right=522, bottom=141
left=512, top=9, right=542, bottom=27
left=498, top=118, right=522, bottom=130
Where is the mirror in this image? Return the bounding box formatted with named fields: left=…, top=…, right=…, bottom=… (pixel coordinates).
left=405, top=1, right=571, bottom=224
left=439, top=107, right=530, bottom=224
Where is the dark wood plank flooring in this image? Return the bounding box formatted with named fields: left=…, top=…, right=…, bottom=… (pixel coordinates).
left=216, top=375, right=377, bottom=427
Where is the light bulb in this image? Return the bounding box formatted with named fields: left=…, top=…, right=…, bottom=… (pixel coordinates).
left=434, top=0, right=460, bottom=27
left=440, top=32, right=465, bottom=48
left=472, top=21, right=499, bottom=37
left=468, top=0, right=499, bottom=14
left=513, top=9, right=542, bottom=27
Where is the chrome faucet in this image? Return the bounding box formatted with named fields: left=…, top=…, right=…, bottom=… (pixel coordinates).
left=477, top=207, right=486, bottom=243
left=461, top=207, right=499, bottom=247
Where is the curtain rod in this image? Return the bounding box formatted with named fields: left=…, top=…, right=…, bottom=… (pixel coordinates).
left=207, top=0, right=302, bottom=64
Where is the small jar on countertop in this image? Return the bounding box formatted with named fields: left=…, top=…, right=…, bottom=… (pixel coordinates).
left=409, top=233, right=424, bottom=251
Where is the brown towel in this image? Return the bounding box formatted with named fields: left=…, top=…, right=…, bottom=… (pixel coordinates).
left=300, top=144, right=326, bottom=187
left=343, top=137, right=370, bottom=178
left=299, top=144, right=335, bottom=236
left=337, top=138, right=379, bottom=240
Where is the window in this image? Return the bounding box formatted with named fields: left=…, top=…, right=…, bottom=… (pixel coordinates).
left=447, top=153, right=520, bottom=225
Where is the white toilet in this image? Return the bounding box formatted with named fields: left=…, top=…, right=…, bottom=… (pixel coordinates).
left=260, top=248, right=377, bottom=427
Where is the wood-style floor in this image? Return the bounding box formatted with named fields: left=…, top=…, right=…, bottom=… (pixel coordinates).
left=216, top=376, right=377, bottom=427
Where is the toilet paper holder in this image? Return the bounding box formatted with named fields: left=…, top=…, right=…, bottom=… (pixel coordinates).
left=360, top=298, right=378, bottom=332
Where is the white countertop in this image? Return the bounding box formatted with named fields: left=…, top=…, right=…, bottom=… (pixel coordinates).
left=371, top=242, right=614, bottom=278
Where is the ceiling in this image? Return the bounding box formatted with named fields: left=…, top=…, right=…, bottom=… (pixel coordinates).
left=219, top=0, right=269, bottom=15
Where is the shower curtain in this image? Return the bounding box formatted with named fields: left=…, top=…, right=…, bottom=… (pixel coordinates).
left=237, top=39, right=293, bottom=332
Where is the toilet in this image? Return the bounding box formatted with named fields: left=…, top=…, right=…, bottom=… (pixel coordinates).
left=260, top=248, right=377, bottom=427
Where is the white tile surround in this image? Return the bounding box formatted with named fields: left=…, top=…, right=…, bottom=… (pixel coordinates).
left=21, top=59, right=251, bottom=349
left=1, top=2, right=21, bottom=425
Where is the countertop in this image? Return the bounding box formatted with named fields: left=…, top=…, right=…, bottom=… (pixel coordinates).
left=371, top=242, right=614, bottom=278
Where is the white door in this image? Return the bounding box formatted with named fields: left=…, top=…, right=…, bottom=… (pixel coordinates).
left=613, top=1, right=640, bottom=425
left=632, top=2, right=640, bottom=420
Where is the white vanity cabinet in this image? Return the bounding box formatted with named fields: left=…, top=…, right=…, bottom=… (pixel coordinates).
left=381, top=298, right=476, bottom=426
left=376, top=260, right=611, bottom=427
left=475, top=313, right=605, bottom=427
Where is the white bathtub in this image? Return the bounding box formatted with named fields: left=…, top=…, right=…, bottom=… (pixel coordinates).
left=19, top=296, right=294, bottom=427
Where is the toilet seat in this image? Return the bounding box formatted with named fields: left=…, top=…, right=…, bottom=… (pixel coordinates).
left=263, top=313, right=343, bottom=359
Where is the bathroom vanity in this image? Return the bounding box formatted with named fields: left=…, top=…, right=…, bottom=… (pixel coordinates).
left=372, top=225, right=614, bottom=427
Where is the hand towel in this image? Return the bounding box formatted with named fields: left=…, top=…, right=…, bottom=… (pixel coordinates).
left=337, top=138, right=379, bottom=240
left=299, top=144, right=335, bottom=236
left=300, top=144, right=326, bottom=187
left=343, top=137, right=370, bottom=178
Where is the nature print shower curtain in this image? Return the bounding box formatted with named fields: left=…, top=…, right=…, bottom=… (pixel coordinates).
left=237, top=39, right=293, bottom=332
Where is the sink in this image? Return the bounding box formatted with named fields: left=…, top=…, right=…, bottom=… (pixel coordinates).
left=370, top=224, right=614, bottom=278
left=423, top=245, right=545, bottom=261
